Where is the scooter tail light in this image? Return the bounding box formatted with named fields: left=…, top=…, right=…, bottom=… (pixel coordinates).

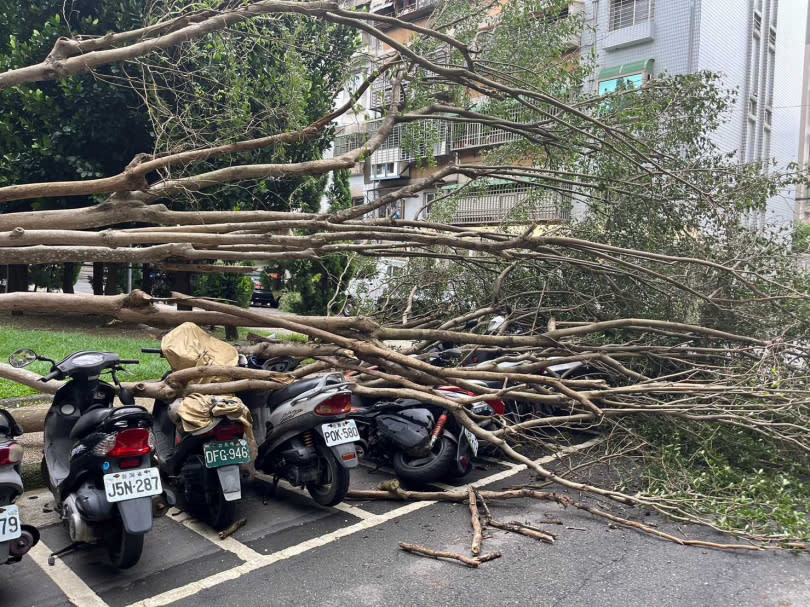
left=314, top=393, right=352, bottom=415
left=0, top=441, right=23, bottom=465
left=486, top=399, right=506, bottom=415
left=96, top=428, right=153, bottom=458
left=212, top=422, right=244, bottom=441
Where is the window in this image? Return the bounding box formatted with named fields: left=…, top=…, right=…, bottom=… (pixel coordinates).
left=597, top=59, right=654, bottom=96
left=609, top=0, right=654, bottom=31
left=598, top=72, right=645, bottom=95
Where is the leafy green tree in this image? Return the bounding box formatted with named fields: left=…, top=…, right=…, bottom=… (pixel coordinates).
left=0, top=0, right=153, bottom=294
left=282, top=170, right=359, bottom=315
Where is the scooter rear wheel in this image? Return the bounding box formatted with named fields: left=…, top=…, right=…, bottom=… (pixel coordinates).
left=392, top=435, right=455, bottom=484
left=106, top=522, right=144, bottom=569
left=205, top=469, right=236, bottom=530
left=306, top=445, right=350, bottom=507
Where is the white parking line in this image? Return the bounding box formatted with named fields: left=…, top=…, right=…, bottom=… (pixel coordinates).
left=176, top=516, right=264, bottom=562
left=28, top=539, right=109, bottom=607
left=125, top=437, right=603, bottom=607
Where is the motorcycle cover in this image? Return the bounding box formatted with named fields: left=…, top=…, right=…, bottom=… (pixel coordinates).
left=161, top=322, right=239, bottom=380
left=161, top=323, right=254, bottom=442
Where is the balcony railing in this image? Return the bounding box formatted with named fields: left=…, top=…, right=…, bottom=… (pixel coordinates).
left=449, top=184, right=571, bottom=225
left=395, top=0, right=437, bottom=17
left=450, top=120, right=521, bottom=151
left=366, top=119, right=449, bottom=164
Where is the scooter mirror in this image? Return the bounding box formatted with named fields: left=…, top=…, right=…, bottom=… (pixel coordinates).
left=119, top=387, right=136, bottom=407
left=8, top=348, right=38, bottom=368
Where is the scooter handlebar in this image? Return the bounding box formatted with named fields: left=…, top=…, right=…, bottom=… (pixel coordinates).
left=119, top=359, right=140, bottom=365
left=140, top=348, right=163, bottom=355
left=40, top=369, right=61, bottom=382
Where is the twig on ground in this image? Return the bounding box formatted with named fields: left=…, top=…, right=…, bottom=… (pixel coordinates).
left=218, top=518, right=247, bottom=539
left=469, top=486, right=483, bottom=556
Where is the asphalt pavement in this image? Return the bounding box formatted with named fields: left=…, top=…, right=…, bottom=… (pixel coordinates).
left=1, top=439, right=807, bottom=607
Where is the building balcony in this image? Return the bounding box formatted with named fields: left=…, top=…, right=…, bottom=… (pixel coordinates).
left=604, top=20, right=655, bottom=50
left=450, top=121, right=520, bottom=151
left=338, top=0, right=371, bottom=8
left=448, top=183, right=571, bottom=225
left=394, top=0, right=437, bottom=18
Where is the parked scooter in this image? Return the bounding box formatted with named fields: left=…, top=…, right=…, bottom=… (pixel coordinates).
left=8, top=348, right=160, bottom=569
left=146, top=388, right=249, bottom=530
left=347, top=384, right=495, bottom=484
left=240, top=356, right=359, bottom=506
left=0, top=408, right=39, bottom=564
left=140, top=322, right=252, bottom=530
left=425, top=315, right=590, bottom=419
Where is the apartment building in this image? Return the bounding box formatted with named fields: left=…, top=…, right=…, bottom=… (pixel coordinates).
left=333, top=1, right=809, bottom=228
left=796, top=7, right=810, bottom=223
left=332, top=0, right=578, bottom=227
left=583, top=0, right=809, bottom=226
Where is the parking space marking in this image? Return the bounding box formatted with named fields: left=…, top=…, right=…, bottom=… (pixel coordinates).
left=271, top=479, right=378, bottom=521
left=476, top=455, right=523, bottom=468
left=28, top=539, right=109, bottom=607
left=176, top=516, right=263, bottom=562
left=125, top=437, right=603, bottom=607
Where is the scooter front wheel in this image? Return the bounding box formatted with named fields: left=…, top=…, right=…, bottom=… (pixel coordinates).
left=106, top=522, right=144, bottom=569
left=306, top=445, right=350, bottom=507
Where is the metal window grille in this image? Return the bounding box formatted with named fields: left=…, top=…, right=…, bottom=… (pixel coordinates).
left=394, top=0, right=437, bottom=17
left=334, top=131, right=369, bottom=156
left=450, top=184, right=571, bottom=225
left=609, top=0, right=654, bottom=31
left=366, top=119, right=449, bottom=165
left=450, top=105, right=525, bottom=151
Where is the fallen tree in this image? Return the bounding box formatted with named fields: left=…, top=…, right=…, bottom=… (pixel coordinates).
left=0, top=0, right=808, bottom=549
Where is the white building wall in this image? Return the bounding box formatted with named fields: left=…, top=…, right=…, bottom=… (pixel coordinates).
left=585, top=0, right=807, bottom=226
left=770, top=0, right=809, bottom=224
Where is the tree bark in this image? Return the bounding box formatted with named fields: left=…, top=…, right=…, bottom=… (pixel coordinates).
left=92, top=262, right=104, bottom=295
left=104, top=263, right=120, bottom=295
left=61, top=262, right=75, bottom=293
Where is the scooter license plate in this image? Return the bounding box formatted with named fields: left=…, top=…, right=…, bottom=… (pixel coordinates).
left=203, top=439, right=251, bottom=469
left=321, top=420, right=360, bottom=446
left=103, top=467, right=163, bottom=503
left=462, top=428, right=479, bottom=457
left=0, top=505, right=21, bottom=542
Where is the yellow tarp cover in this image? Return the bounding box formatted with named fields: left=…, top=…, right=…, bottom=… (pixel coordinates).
left=161, top=323, right=254, bottom=445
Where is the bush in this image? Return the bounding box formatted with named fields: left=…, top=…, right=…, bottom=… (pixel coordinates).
left=192, top=265, right=254, bottom=308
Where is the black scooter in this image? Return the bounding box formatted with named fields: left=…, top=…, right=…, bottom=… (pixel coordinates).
left=9, top=348, right=161, bottom=569
left=0, top=408, right=39, bottom=564
left=142, top=347, right=249, bottom=530
left=348, top=388, right=487, bottom=485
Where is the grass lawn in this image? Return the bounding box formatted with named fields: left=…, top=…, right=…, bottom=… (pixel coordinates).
left=0, top=326, right=171, bottom=399
left=0, top=313, right=309, bottom=399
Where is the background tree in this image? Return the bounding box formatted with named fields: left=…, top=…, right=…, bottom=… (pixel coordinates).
left=0, top=0, right=152, bottom=294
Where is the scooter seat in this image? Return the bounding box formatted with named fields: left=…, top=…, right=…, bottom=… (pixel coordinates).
left=265, top=376, right=341, bottom=409
left=69, top=408, right=113, bottom=440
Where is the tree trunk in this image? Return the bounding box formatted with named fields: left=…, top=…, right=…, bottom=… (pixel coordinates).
left=92, top=262, right=104, bottom=295
left=168, top=270, right=192, bottom=310
left=225, top=325, right=239, bottom=341
left=104, top=263, right=120, bottom=295
left=62, top=262, right=76, bottom=294
left=7, top=265, right=28, bottom=316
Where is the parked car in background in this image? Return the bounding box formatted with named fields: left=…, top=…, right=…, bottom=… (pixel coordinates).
left=249, top=270, right=284, bottom=308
